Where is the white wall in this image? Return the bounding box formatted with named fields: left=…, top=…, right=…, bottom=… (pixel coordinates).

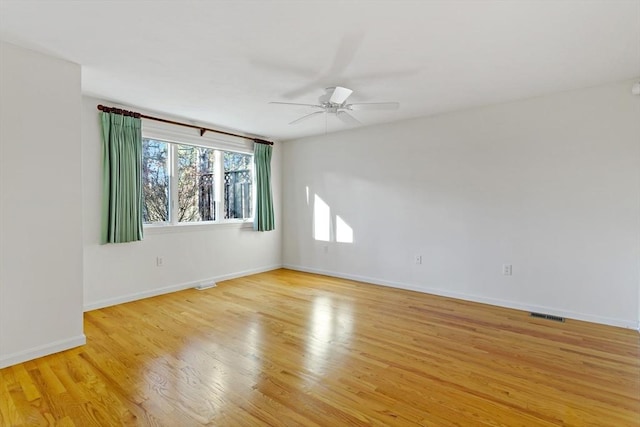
left=82, top=96, right=282, bottom=310
left=282, top=80, right=640, bottom=329
left=0, top=42, right=85, bottom=368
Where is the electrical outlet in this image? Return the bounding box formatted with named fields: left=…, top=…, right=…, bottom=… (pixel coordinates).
left=156, top=257, right=164, bottom=267
left=502, top=264, right=512, bottom=275
left=323, top=245, right=329, bottom=254
left=415, top=255, right=423, bottom=265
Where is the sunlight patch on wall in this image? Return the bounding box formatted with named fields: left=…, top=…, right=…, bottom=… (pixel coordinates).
left=313, top=194, right=331, bottom=241
left=336, top=215, right=353, bottom=243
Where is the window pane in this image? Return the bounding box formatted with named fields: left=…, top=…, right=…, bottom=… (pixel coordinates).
left=142, top=139, right=169, bottom=223
left=223, top=151, right=253, bottom=219
left=177, top=145, right=216, bottom=222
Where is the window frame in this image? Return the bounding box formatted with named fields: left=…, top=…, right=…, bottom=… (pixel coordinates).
left=141, top=120, right=255, bottom=230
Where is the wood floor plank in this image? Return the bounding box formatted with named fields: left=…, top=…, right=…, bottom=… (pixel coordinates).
left=1, top=269, right=638, bottom=426
left=0, top=373, right=24, bottom=426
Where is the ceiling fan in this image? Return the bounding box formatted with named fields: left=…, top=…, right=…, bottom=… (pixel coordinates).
left=269, top=86, right=399, bottom=125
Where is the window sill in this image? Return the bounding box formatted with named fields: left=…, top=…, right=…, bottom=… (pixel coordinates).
left=143, top=220, right=253, bottom=235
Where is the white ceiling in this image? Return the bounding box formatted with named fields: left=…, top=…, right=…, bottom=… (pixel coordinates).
left=1, top=0, right=638, bottom=141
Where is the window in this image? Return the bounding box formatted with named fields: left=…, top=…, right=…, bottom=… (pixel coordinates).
left=176, top=144, right=216, bottom=222
left=142, top=137, right=253, bottom=225
left=142, top=139, right=169, bottom=222
left=223, top=151, right=253, bottom=220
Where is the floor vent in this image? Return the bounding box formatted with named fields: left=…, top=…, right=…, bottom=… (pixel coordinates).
left=195, top=282, right=217, bottom=291
left=530, top=312, right=565, bottom=322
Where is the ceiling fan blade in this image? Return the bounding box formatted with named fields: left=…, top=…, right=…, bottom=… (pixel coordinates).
left=269, top=101, right=323, bottom=108
left=282, top=81, right=326, bottom=100
left=336, top=111, right=361, bottom=125
left=348, top=102, right=400, bottom=111
left=271, top=32, right=365, bottom=100
left=289, top=110, right=325, bottom=125
left=330, top=86, right=353, bottom=104
left=326, top=32, right=365, bottom=77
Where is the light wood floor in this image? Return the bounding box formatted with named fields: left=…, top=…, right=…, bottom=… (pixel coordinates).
left=1, top=269, right=638, bottom=426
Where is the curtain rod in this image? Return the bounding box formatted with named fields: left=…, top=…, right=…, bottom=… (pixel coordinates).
left=96, top=104, right=273, bottom=145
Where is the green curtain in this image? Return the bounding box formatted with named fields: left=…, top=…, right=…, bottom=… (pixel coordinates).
left=100, top=112, right=144, bottom=243
left=254, top=143, right=275, bottom=231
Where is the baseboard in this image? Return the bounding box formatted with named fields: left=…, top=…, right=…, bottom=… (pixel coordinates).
left=283, top=264, right=638, bottom=330
left=84, top=264, right=282, bottom=311
left=209, top=264, right=282, bottom=283
left=0, top=334, right=86, bottom=369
